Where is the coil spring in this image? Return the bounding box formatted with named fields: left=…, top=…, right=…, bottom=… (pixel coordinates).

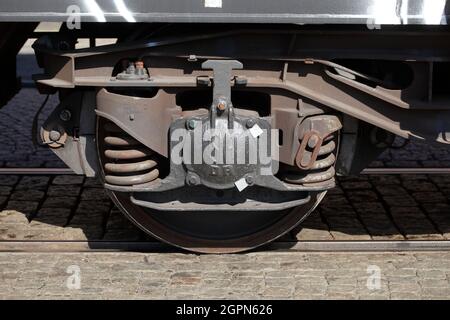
left=282, top=133, right=337, bottom=185
left=103, top=122, right=159, bottom=186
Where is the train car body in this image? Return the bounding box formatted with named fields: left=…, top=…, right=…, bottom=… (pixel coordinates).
left=1, top=0, right=450, bottom=252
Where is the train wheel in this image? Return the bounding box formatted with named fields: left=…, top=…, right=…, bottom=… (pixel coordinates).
left=97, top=118, right=327, bottom=253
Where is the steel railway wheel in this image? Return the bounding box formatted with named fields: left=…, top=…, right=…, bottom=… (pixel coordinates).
left=97, top=118, right=326, bottom=253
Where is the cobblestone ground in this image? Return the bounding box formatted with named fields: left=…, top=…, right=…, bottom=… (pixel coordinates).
left=1, top=174, right=450, bottom=242
left=1, top=50, right=450, bottom=299
left=1, top=252, right=449, bottom=299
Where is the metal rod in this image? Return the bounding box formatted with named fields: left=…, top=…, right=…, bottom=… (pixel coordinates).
left=0, top=168, right=74, bottom=175
left=268, top=241, right=450, bottom=252
left=2, top=240, right=450, bottom=253
left=361, top=168, right=450, bottom=175
left=1, top=167, right=450, bottom=176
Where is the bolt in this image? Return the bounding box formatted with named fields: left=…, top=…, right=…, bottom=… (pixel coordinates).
left=135, top=61, right=144, bottom=69
left=186, top=174, right=200, bottom=186
left=234, top=76, right=248, bottom=86
left=246, top=119, right=256, bottom=128
left=197, top=76, right=211, bottom=86
left=186, top=119, right=197, bottom=130
left=126, top=62, right=135, bottom=74
left=60, top=109, right=72, bottom=122
left=245, top=176, right=255, bottom=185
left=135, top=61, right=147, bottom=77
left=308, top=135, right=320, bottom=148
left=188, top=55, right=198, bottom=62
left=217, top=102, right=227, bottom=111
left=49, top=130, right=61, bottom=142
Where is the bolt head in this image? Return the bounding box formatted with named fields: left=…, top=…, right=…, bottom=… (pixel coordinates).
left=235, top=76, right=248, bottom=86
left=308, top=135, right=320, bottom=148
left=49, top=130, right=61, bottom=142
left=197, top=77, right=210, bottom=86
left=59, top=110, right=72, bottom=122
left=245, top=176, right=255, bottom=185
left=246, top=119, right=256, bottom=129
left=186, top=119, right=197, bottom=130
left=187, top=174, right=200, bottom=186
left=135, top=61, right=144, bottom=69
left=217, top=102, right=226, bottom=111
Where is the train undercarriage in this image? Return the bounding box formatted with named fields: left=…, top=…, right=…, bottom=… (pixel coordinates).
left=2, top=20, right=450, bottom=252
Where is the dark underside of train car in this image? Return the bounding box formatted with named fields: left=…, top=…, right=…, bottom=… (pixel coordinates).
left=1, top=22, right=450, bottom=252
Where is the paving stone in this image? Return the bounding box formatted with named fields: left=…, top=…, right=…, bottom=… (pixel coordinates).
left=0, top=251, right=445, bottom=299
left=76, top=201, right=110, bottom=214
left=47, top=185, right=81, bottom=197
left=15, top=176, right=50, bottom=191
left=295, top=227, right=334, bottom=241
left=0, top=210, right=30, bottom=224
left=0, top=196, right=7, bottom=208
left=389, top=206, right=443, bottom=239
left=403, top=181, right=437, bottom=193
left=34, top=208, right=72, bottom=226
left=52, top=176, right=84, bottom=185
left=0, top=186, right=13, bottom=196
left=5, top=201, right=39, bottom=216
left=0, top=176, right=19, bottom=186
left=340, top=181, right=372, bottom=190
left=329, top=229, right=371, bottom=241
left=375, top=185, right=409, bottom=196
left=383, top=195, right=418, bottom=207
left=80, top=188, right=110, bottom=201
left=83, top=178, right=103, bottom=188
left=346, top=190, right=379, bottom=202
left=369, top=175, right=401, bottom=185
left=412, top=192, right=447, bottom=204
left=10, top=190, right=45, bottom=201
left=42, top=197, right=78, bottom=209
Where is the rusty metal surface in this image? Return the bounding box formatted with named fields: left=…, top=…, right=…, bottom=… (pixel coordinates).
left=32, top=29, right=450, bottom=149
left=96, top=89, right=182, bottom=158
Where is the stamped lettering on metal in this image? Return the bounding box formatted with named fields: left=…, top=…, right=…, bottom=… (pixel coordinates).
left=204, top=0, right=222, bottom=8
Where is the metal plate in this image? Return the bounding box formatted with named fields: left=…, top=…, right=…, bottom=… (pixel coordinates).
left=0, top=0, right=448, bottom=25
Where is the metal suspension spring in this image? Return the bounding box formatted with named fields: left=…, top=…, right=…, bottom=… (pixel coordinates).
left=103, top=122, right=159, bottom=186
left=282, top=133, right=338, bottom=185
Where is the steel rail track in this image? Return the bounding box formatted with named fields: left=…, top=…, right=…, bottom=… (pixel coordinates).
left=1, top=240, right=450, bottom=253
left=1, top=167, right=450, bottom=175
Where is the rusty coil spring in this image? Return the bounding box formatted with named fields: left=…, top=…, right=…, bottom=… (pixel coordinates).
left=282, top=134, right=337, bottom=185
left=103, top=122, right=159, bottom=186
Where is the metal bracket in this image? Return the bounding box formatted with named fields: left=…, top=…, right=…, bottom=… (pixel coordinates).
left=202, top=60, right=243, bottom=105
left=202, top=60, right=243, bottom=130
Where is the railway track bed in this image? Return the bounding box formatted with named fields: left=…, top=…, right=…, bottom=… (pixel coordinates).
left=1, top=169, right=450, bottom=253
left=3, top=240, right=450, bottom=253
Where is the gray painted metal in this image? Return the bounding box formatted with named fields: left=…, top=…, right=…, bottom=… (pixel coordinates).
left=0, top=0, right=448, bottom=25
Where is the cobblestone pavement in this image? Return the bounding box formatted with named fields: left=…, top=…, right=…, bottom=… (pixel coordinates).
left=1, top=173, right=450, bottom=242
left=1, top=251, right=449, bottom=299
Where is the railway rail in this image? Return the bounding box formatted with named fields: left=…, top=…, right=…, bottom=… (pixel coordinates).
left=1, top=168, right=450, bottom=175
left=2, top=240, right=450, bottom=253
